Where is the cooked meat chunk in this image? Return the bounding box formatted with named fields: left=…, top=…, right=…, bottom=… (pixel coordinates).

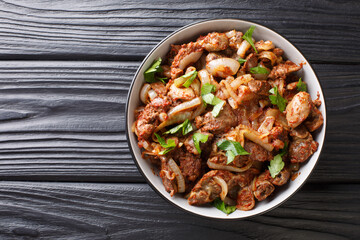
left=236, top=186, right=255, bottom=211
left=177, top=150, right=202, bottom=183
left=268, top=60, right=301, bottom=79
left=290, top=125, right=310, bottom=139
left=269, top=168, right=290, bottom=186
left=252, top=172, right=275, bottom=201
left=171, top=42, right=204, bottom=79
left=195, top=104, right=237, bottom=134
left=268, top=126, right=289, bottom=150
left=135, top=97, right=171, bottom=140
left=248, top=80, right=271, bottom=95
left=184, top=132, right=214, bottom=155
left=286, top=92, right=312, bottom=128
left=226, top=30, right=243, bottom=49
left=150, top=82, right=167, bottom=96
left=304, top=103, right=324, bottom=132
left=289, top=134, right=318, bottom=163
left=168, top=83, right=196, bottom=101
left=199, top=32, right=229, bottom=52
left=244, top=141, right=273, bottom=162
left=159, top=159, right=177, bottom=196
left=241, top=53, right=258, bottom=72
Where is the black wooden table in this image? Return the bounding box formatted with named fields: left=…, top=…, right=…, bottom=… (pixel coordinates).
left=0, top=1, right=359, bottom=239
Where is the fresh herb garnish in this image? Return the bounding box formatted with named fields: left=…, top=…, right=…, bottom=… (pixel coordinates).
left=242, top=26, right=258, bottom=53
left=279, top=142, right=288, bottom=157
left=144, top=58, right=163, bottom=83
left=202, top=93, right=225, bottom=117
left=201, top=83, right=216, bottom=95
left=154, top=133, right=176, bottom=155
left=182, top=70, right=198, bottom=88
left=268, top=154, right=285, bottom=178
left=269, top=86, right=287, bottom=112
left=296, top=78, right=307, bottom=92
left=192, top=133, right=209, bottom=154
left=212, top=198, right=237, bottom=215
left=238, top=58, right=247, bottom=64
left=216, top=139, right=249, bottom=164
left=164, top=119, right=193, bottom=136
left=250, top=66, right=269, bottom=75
left=156, top=77, right=168, bottom=84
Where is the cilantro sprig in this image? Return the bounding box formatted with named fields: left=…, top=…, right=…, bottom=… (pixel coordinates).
left=269, top=86, right=287, bottom=112
left=242, top=26, right=258, bottom=53
left=296, top=78, right=307, bottom=92
left=216, top=140, right=249, bottom=164
left=192, top=133, right=209, bottom=154
left=144, top=58, right=164, bottom=83
left=250, top=66, right=269, bottom=75
left=212, top=198, right=237, bottom=215
left=154, top=133, right=176, bottom=155
left=164, top=119, right=193, bottom=136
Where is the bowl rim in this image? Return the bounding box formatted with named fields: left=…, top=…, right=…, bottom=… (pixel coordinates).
left=125, top=18, right=327, bottom=220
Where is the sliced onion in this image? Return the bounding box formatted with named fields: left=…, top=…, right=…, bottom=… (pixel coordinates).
left=155, top=111, right=192, bottom=132
left=213, top=176, right=228, bottom=201
left=198, top=69, right=211, bottom=85
left=206, top=58, right=240, bottom=78
left=230, top=74, right=253, bottom=89
left=207, top=159, right=252, bottom=173
left=191, top=103, right=206, bottom=119
left=168, top=158, right=185, bottom=193
left=167, top=97, right=201, bottom=117
left=242, top=128, right=274, bottom=152
left=259, top=51, right=277, bottom=66
left=190, top=79, right=201, bottom=96
left=140, top=83, right=151, bottom=104
left=258, top=116, right=275, bottom=134
left=178, top=51, right=203, bottom=70
left=158, top=112, right=168, bottom=122
left=237, top=38, right=253, bottom=58
left=148, top=89, right=158, bottom=101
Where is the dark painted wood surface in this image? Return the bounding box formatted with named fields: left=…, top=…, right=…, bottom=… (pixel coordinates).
left=0, top=0, right=359, bottom=239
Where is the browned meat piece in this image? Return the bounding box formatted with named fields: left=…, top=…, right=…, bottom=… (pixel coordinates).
left=171, top=42, right=204, bottom=79
left=268, top=126, right=289, bottom=151
left=159, top=159, right=177, bottom=196
left=241, top=53, right=258, bottom=72
left=289, top=134, right=318, bottom=163
left=273, top=48, right=284, bottom=56
left=177, top=150, right=202, bottom=183
left=290, top=125, right=310, bottom=139
left=166, top=44, right=181, bottom=65
left=198, top=32, right=229, bottom=52
left=248, top=80, right=271, bottom=96
left=244, top=141, right=273, bottom=162
left=195, top=104, right=237, bottom=134
left=268, top=60, right=301, bottom=80
left=188, top=170, right=232, bottom=205
left=236, top=186, right=255, bottom=211
left=205, top=52, right=223, bottom=63
left=135, top=97, right=171, bottom=140
left=252, top=172, right=275, bottom=201
left=207, top=153, right=253, bottom=172
left=184, top=132, right=214, bottom=155
left=286, top=92, right=312, bottom=128
left=150, top=82, right=167, bottom=96
left=227, top=30, right=243, bottom=49
left=269, top=168, right=290, bottom=186
left=304, top=103, right=324, bottom=132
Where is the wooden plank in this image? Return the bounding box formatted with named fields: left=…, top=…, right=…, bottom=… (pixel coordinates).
left=0, top=182, right=358, bottom=239
left=0, top=0, right=359, bottom=62
left=0, top=61, right=358, bottom=183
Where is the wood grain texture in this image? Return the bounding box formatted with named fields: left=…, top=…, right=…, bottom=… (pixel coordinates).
left=0, top=182, right=358, bottom=240
left=0, top=0, right=359, bottom=62
left=0, top=61, right=358, bottom=183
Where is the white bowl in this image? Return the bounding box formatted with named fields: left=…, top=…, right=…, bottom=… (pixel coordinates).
left=126, top=19, right=327, bottom=219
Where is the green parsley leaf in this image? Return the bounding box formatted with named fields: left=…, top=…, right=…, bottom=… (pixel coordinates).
left=182, top=70, right=198, bottom=88
left=216, top=139, right=249, bottom=164
left=201, top=83, right=216, bottom=95
left=212, top=198, right=237, bottom=215
left=250, top=66, right=269, bottom=75
left=201, top=93, right=225, bottom=117
left=144, top=58, right=163, bottom=83
left=192, top=133, right=209, bottom=154
left=268, top=154, right=285, bottom=178
left=269, top=86, right=287, bottom=112
left=296, top=78, right=307, bottom=92
left=238, top=58, right=247, bottom=64
left=164, top=119, right=193, bottom=136
left=242, top=25, right=258, bottom=53
left=154, top=133, right=176, bottom=155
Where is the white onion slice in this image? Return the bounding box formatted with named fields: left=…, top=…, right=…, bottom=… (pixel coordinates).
left=168, top=158, right=185, bottom=193
left=167, top=97, right=201, bottom=117
left=206, top=58, right=240, bottom=78
left=213, top=176, right=228, bottom=201
left=242, top=129, right=274, bottom=152
left=237, top=38, right=254, bottom=58
left=148, top=89, right=158, bottom=101
left=140, top=83, right=151, bottom=104
left=258, top=116, right=275, bottom=134
left=178, top=51, right=203, bottom=70
left=198, top=69, right=211, bottom=85
left=207, top=160, right=252, bottom=173
left=155, top=111, right=192, bottom=132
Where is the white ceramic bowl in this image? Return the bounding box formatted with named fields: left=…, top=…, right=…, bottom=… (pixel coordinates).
left=126, top=19, right=326, bottom=219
